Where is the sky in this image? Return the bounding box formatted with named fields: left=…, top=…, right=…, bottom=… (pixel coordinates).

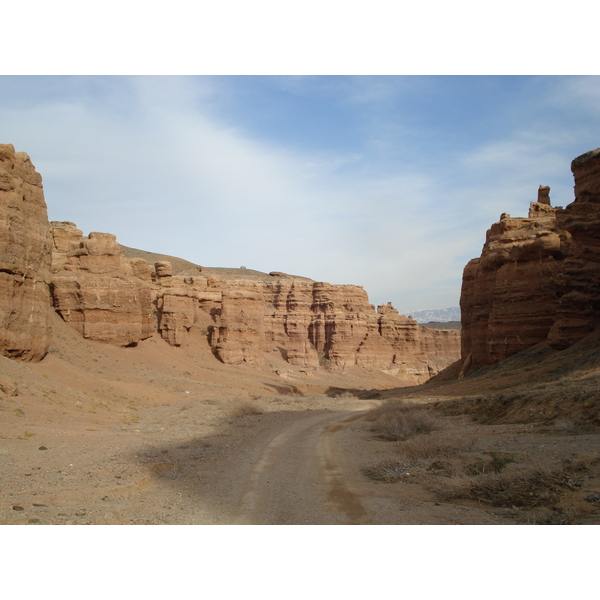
left=2, top=75, right=600, bottom=314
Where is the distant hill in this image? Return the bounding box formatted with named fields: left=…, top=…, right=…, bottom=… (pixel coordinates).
left=409, top=307, right=461, bottom=324
left=119, top=245, right=313, bottom=282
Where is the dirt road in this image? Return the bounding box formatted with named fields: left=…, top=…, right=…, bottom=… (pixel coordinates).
left=4, top=389, right=599, bottom=525
left=232, top=408, right=372, bottom=524
left=1, top=393, right=384, bottom=525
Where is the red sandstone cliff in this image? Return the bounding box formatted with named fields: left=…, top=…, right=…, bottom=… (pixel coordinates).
left=50, top=223, right=155, bottom=346
left=47, top=228, right=459, bottom=382
left=211, top=285, right=459, bottom=381
left=1, top=143, right=460, bottom=384
left=0, top=144, right=52, bottom=361
left=460, top=147, right=600, bottom=373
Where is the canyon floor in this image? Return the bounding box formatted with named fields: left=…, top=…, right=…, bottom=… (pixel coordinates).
left=1, top=313, right=599, bottom=525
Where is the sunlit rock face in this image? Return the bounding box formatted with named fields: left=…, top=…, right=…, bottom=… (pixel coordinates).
left=0, top=143, right=460, bottom=383
left=0, top=145, right=52, bottom=361
left=47, top=229, right=460, bottom=382
left=50, top=226, right=156, bottom=347
left=460, top=148, right=600, bottom=373
left=210, top=281, right=460, bottom=383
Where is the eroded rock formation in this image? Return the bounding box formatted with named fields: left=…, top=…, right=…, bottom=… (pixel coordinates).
left=48, top=230, right=459, bottom=382
left=210, top=282, right=460, bottom=382
left=50, top=225, right=156, bottom=347
left=547, top=148, right=600, bottom=349
left=460, top=147, right=600, bottom=373
left=1, top=143, right=460, bottom=383
left=0, top=144, right=52, bottom=361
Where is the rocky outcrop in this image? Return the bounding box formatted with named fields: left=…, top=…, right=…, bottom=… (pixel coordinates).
left=47, top=225, right=460, bottom=381
left=0, top=144, right=52, bottom=361
left=210, top=283, right=460, bottom=382
left=460, top=147, right=600, bottom=373
left=547, top=148, right=600, bottom=349
left=212, top=288, right=267, bottom=366
left=460, top=212, right=566, bottom=370
left=1, top=143, right=460, bottom=383
left=0, top=374, right=18, bottom=396
left=154, top=268, right=220, bottom=347
left=420, top=326, right=463, bottom=375
left=50, top=225, right=156, bottom=346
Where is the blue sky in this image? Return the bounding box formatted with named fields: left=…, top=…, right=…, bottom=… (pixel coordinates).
left=2, top=75, right=599, bottom=314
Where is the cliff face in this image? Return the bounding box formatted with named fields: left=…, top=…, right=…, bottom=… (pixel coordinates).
left=1, top=143, right=460, bottom=384
left=0, top=145, right=52, bottom=361
left=211, top=284, right=459, bottom=382
left=460, top=148, right=600, bottom=373
left=50, top=223, right=156, bottom=347
left=547, top=149, right=600, bottom=349
left=45, top=225, right=460, bottom=382
left=48, top=232, right=460, bottom=382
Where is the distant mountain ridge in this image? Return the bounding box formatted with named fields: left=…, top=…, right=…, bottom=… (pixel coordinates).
left=409, top=307, right=461, bottom=324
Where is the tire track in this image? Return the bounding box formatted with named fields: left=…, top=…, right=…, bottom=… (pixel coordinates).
left=316, top=413, right=371, bottom=524
left=232, top=408, right=371, bottom=524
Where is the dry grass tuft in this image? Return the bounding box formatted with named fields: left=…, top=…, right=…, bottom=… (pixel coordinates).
left=151, top=460, right=186, bottom=480
left=362, top=403, right=479, bottom=485
left=548, top=415, right=598, bottom=435
left=520, top=507, right=581, bottom=525
left=435, top=460, right=592, bottom=508
left=367, top=401, right=442, bottom=441
left=229, top=401, right=263, bottom=419
left=362, top=396, right=600, bottom=522
left=465, top=452, right=519, bottom=475
left=398, top=430, right=478, bottom=459
left=362, top=459, right=425, bottom=483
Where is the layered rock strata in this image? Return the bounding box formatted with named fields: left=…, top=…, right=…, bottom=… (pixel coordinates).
left=460, top=147, right=600, bottom=373
left=211, top=284, right=460, bottom=382
left=1, top=143, right=460, bottom=382
left=547, top=149, right=600, bottom=349
left=50, top=225, right=155, bottom=347
left=48, top=227, right=459, bottom=382
left=0, top=145, right=52, bottom=360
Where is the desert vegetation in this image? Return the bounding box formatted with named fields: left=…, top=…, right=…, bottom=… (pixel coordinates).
left=366, top=401, right=442, bottom=441
left=361, top=400, right=600, bottom=524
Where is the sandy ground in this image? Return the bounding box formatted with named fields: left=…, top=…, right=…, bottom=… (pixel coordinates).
left=1, top=313, right=599, bottom=525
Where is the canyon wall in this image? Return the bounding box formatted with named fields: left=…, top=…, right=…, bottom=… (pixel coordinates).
left=50, top=223, right=156, bottom=347
left=1, top=143, right=460, bottom=384
left=460, top=147, right=600, bottom=373
left=0, top=144, right=52, bottom=361
left=211, top=285, right=459, bottom=382
left=49, top=227, right=459, bottom=382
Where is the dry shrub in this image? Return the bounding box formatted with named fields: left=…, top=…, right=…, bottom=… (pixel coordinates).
left=428, top=457, right=486, bottom=479
left=426, top=459, right=458, bottom=477
left=549, top=415, right=598, bottom=435
left=362, top=407, right=478, bottom=483
left=362, top=459, right=424, bottom=483
left=229, top=401, right=263, bottom=419
left=367, top=401, right=442, bottom=441
left=520, top=507, right=581, bottom=525
left=563, top=453, right=599, bottom=470
left=465, top=452, right=519, bottom=475
left=436, top=461, right=589, bottom=508
left=398, top=430, right=478, bottom=459
left=151, top=460, right=186, bottom=480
